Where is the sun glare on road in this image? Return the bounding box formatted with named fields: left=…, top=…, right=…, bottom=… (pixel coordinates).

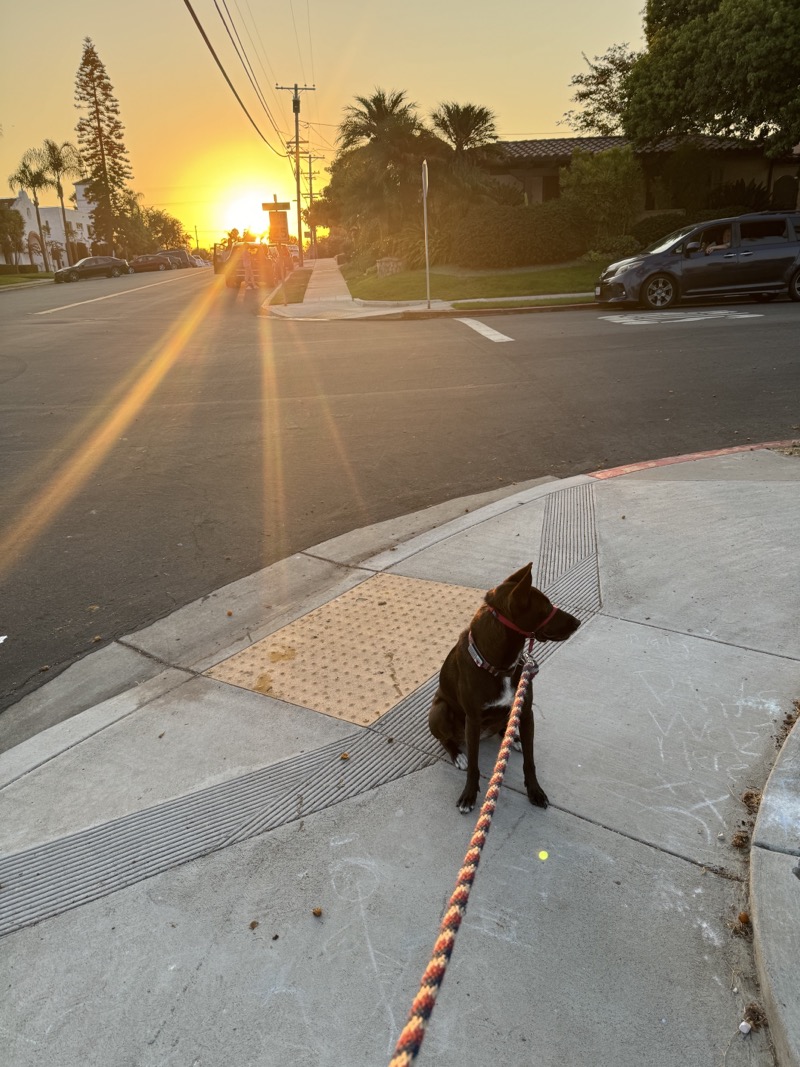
left=0, top=276, right=227, bottom=582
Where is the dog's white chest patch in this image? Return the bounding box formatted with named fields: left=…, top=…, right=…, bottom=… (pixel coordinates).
left=484, top=676, right=515, bottom=710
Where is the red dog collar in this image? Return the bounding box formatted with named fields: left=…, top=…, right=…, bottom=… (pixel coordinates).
left=487, top=604, right=559, bottom=638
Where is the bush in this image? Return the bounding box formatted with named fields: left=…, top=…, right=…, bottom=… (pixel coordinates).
left=559, top=146, right=646, bottom=245
left=445, top=198, right=588, bottom=269
left=314, top=234, right=354, bottom=260
left=0, top=263, right=39, bottom=275
left=706, top=179, right=770, bottom=212
left=583, top=235, right=642, bottom=261
left=629, top=211, right=687, bottom=248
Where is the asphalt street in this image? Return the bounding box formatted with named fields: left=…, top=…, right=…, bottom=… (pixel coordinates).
left=1, top=271, right=798, bottom=722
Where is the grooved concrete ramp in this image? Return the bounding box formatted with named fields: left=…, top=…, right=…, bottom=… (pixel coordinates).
left=1, top=448, right=798, bottom=1067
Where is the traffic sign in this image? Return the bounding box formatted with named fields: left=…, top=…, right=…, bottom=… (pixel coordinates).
left=269, top=212, right=290, bottom=243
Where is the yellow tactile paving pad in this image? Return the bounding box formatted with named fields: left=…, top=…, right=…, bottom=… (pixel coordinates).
left=206, top=573, right=484, bottom=725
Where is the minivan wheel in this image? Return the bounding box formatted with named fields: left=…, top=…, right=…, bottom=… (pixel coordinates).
left=641, top=274, right=678, bottom=310
left=789, top=270, right=800, bottom=302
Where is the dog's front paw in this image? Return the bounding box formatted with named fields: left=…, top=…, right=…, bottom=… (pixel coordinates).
left=454, top=752, right=468, bottom=771
left=527, top=783, right=549, bottom=809
left=457, top=782, right=479, bottom=813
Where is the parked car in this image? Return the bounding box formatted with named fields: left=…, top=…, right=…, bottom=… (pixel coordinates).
left=129, top=254, right=174, bottom=273
left=53, top=256, right=131, bottom=283
left=595, top=211, right=800, bottom=309
left=158, top=247, right=196, bottom=268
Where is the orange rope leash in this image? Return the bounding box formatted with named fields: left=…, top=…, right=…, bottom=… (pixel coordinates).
left=388, top=654, right=539, bottom=1066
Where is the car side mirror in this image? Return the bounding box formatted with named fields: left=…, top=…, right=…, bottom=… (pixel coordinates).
left=685, top=241, right=702, bottom=254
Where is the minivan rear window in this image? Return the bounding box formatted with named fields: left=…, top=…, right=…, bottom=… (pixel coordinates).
left=739, top=219, right=789, bottom=243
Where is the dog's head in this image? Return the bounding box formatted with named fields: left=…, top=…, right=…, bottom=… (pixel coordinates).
left=486, top=563, right=580, bottom=642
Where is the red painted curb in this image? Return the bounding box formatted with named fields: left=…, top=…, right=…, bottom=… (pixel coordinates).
left=589, top=440, right=798, bottom=480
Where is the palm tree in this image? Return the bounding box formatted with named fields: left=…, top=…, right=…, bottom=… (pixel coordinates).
left=338, top=88, right=424, bottom=153
left=7, top=157, right=51, bottom=271
left=337, top=89, right=436, bottom=237
left=35, top=139, right=83, bottom=265
left=429, top=102, right=499, bottom=160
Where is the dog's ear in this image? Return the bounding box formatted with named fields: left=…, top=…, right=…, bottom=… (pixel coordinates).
left=488, top=563, right=533, bottom=612
left=507, top=562, right=534, bottom=614
left=502, top=562, right=533, bottom=588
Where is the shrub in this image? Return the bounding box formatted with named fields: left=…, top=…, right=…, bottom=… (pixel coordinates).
left=559, top=146, right=646, bottom=245
left=445, top=198, right=588, bottom=269
left=706, top=179, right=770, bottom=212
left=0, top=263, right=40, bottom=275
left=583, top=235, right=642, bottom=261
left=630, top=211, right=687, bottom=247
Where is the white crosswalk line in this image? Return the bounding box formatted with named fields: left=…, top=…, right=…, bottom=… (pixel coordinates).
left=456, top=317, right=514, bottom=342
left=600, top=309, right=763, bottom=326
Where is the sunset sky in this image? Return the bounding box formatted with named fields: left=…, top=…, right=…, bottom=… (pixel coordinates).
left=1, top=0, right=643, bottom=248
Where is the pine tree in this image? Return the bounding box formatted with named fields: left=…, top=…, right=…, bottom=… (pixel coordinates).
left=74, top=37, right=133, bottom=251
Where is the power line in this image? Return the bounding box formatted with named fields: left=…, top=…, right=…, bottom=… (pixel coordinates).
left=288, top=0, right=307, bottom=85
left=181, top=0, right=286, bottom=157
left=214, top=0, right=284, bottom=137
left=236, top=0, right=289, bottom=125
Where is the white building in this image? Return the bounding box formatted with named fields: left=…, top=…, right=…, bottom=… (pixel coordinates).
left=1, top=179, right=95, bottom=269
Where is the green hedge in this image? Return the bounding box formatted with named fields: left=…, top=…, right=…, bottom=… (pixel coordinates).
left=630, top=206, right=751, bottom=249
left=0, top=263, right=40, bottom=275
left=445, top=200, right=588, bottom=269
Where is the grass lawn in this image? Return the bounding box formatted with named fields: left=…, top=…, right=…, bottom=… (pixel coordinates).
left=340, top=261, right=606, bottom=302
left=0, top=273, right=53, bottom=287
left=268, top=267, right=313, bottom=304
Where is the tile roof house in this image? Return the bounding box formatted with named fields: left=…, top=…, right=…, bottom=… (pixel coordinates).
left=488, top=135, right=800, bottom=212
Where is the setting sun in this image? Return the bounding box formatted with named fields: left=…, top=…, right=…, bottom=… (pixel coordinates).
left=219, top=190, right=271, bottom=235
left=171, top=146, right=298, bottom=245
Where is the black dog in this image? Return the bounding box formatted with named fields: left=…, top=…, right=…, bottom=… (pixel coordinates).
left=428, top=563, right=580, bottom=813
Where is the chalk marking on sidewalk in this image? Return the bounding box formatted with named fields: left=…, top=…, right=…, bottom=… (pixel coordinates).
left=35, top=274, right=204, bottom=316
left=456, top=317, right=514, bottom=342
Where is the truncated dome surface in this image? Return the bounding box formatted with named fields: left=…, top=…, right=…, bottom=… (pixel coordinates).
left=205, top=573, right=484, bottom=724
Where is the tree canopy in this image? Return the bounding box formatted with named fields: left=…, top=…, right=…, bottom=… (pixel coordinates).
left=561, top=44, right=639, bottom=136
left=625, top=0, right=800, bottom=154
left=0, top=205, right=25, bottom=264
left=313, top=87, right=515, bottom=261
left=429, top=102, right=499, bottom=158
left=564, top=0, right=800, bottom=156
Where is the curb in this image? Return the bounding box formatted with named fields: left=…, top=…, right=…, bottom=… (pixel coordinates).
left=589, top=440, right=800, bottom=479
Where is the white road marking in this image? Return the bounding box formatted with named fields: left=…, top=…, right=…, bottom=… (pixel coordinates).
left=35, top=274, right=202, bottom=315
left=456, top=317, right=514, bottom=342
left=600, top=309, right=763, bottom=326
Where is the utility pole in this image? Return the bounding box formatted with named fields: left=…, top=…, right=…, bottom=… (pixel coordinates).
left=306, top=154, right=324, bottom=257
left=286, top=141, right=324, bottom=258
left=276, top=82, right=315, bottom=266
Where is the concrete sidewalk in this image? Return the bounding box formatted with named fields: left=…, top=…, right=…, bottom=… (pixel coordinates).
left=265, top=256, right=585, bottom=319
left=1, top=447, right=799, bottom=1066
